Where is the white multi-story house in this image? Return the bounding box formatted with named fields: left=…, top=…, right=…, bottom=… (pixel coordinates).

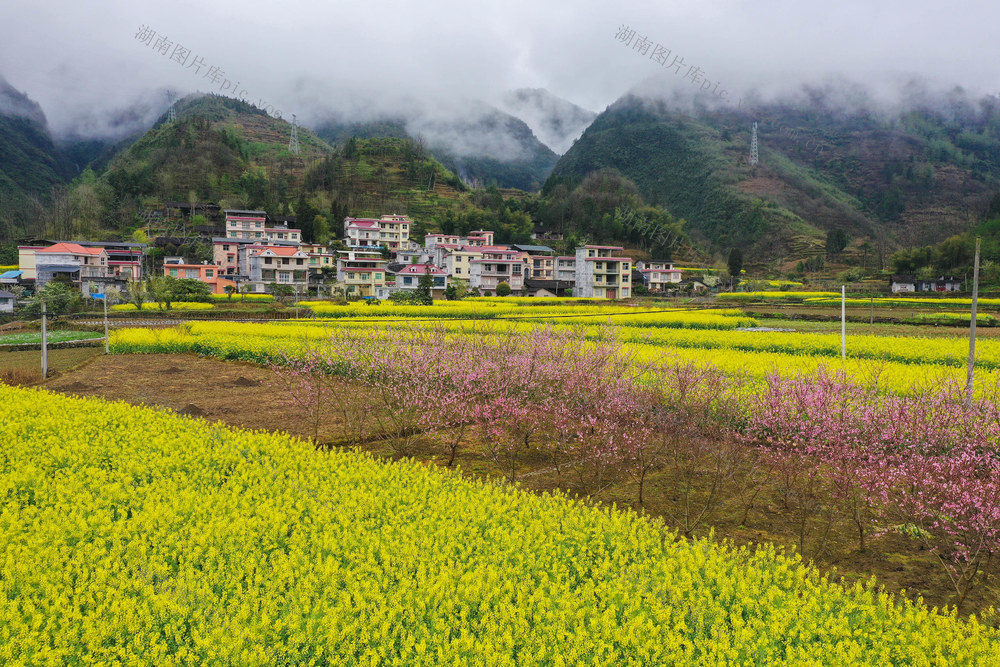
left=224, top=210, right=268, bottom=240
left=469, top=248, right=528, bottom=295
left=344, top=215, right=412, bottom=251
left=243, top=245, right=310, bottom=293
left=424, top=234, right=462, bottom=248
left=574, top=245, right=632, bottom=299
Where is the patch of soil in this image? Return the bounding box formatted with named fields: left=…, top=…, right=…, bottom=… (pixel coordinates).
left=230, top=376, right=260, bottom=387
left=160, top=366, right=183, bottom=374
left=177, top=403, right=207, bottom=417
left=60, top=381, right=93, bottom=392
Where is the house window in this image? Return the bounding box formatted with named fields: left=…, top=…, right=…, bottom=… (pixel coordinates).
left=403, top=277, right=413, bottom=285
left=223, top=245, right=230, bottom=251
left=264, top=258, right=272, bottom=265
left=206, top=270, right=214, bottom=277
left=169, top=269, right=178, bottom=277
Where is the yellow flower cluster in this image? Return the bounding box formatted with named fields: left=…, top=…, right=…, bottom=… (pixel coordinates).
left=112, top=311, right=1000, bottom=394
left=111, top=302, right=214, bottom=312
left=2, top=384, right=997, bottom=664
left=208, top=293, right=275, bottom=302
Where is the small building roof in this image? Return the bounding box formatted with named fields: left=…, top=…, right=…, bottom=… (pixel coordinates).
left=394, top=263, right=447, bottom=275
left=0, top=270, right=22, bottom=279
left=252, top=246, right=307, bottom=257
left=224, top=209, right=267, bottom=216
left=0, top=290, right=15, bottom=298
left=510, top=244, right=555, bottom=253
left=37, top=243, right=104, bottom=256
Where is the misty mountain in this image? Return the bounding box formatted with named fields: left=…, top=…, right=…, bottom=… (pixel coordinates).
left=500, top=88, right=597, bottom=155
left=0, top=76, right=72, bottom=240
left=312, top=102, right=559, bottom=192
left=547, top=84, right=1000, bottom=263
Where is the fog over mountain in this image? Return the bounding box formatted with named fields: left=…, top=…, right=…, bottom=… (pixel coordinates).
left=1, top=0, right=996, bottom=147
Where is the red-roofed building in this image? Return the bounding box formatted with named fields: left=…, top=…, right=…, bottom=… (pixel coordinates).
left=242, top=245, right=310, bottom=293
left=336, top=250, right=388, bottom=298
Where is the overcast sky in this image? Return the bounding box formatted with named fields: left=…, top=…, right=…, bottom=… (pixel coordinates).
left=2, top=0, right=998, bottom=137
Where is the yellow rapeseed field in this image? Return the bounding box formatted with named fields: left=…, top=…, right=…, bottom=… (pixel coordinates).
left=3, top=384, right=998, bottom=664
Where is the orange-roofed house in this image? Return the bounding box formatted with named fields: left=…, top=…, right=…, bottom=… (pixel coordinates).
left=35, top=243, right=109, bottom=293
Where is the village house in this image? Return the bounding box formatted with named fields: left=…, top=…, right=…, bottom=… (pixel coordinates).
left=574, top=245, right=632, bottom=299
left=424, top=234, right=462, bottom=248
left=916, top=276, right=962, bottom=292
left=466, top=230, right=495, bottom=247
left=34, top=243, right=110, bottom=294
left=18, top=240, right=145, bottom=283
left=343, top=214, right=412, bottom=252
left=442, top=245, right=484, bottom=280
left=890, top=275, right=917, bottom=293
left=263, top=224, right=301, bottom=243
left=163, top=262, right=236, bottom=294
left=0, top=289, right=15, bottom=313
left=224, top=209, right=268, bottom=240
left=554, top=256, right=577, bottom=283
left=511, top=244, right=557, bottom=280
left=242, top=245, right=310, bottom=293
left=336, top=250, right=388, bottom=298
left=469, top=248, right=528, bottom=295
left=636, top=260, right=682, bottom=292
left=389, top=263, right=448, bottom=299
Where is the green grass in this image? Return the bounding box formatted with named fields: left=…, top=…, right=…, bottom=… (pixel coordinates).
left=0, top=330, right=103, bottom=345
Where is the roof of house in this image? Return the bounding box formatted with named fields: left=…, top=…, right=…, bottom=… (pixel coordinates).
left=524, top=279, right=572, bottom=291
left=251, top=246, right=307, bottom=257
left=346, top=220, right=380, bottom=229
left=0, top=270, right=22, bottom=280
left=0, top=290, right=15, bottom=298
left=583, top=244, right=625, bottom=250
left=510, top=244, right=555, bottom=253
left=37, top=243, right=105, bottom=256
left=394, top=263, right=447, bottom=276
left=891, top=275, right=916, bottom=283
left=224, top=209, right=267, bottom=216
left=584, top=256, right=632, bottom=262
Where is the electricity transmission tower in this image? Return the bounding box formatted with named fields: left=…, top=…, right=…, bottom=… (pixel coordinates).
left=289, top=114, right=301, bottom=154
left=167, top=104, right=177, bottom=123
left=749, top=122, right=759, bottom=166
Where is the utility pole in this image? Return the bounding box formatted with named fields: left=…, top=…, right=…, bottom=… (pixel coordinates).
left=40, top=302, right=48, bottom=379
left=749, top=122, right=759, bottom=166
left=841, top=285, right=846, bottom=360
left=966, top=236, right=981, bottom=407
left=103, top=293, right=110, bottom=354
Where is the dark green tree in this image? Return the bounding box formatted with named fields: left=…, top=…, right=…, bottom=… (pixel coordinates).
left=826, top=228, right=849, bottom=256
left=415, top=266, right=434, bottom=305
left=727, top=248, right=743, bottom=290
left=496, top=281, right=512, bottom=297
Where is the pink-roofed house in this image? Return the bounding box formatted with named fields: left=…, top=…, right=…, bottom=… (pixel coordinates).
left=390, top=263, right=448, bottom=299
